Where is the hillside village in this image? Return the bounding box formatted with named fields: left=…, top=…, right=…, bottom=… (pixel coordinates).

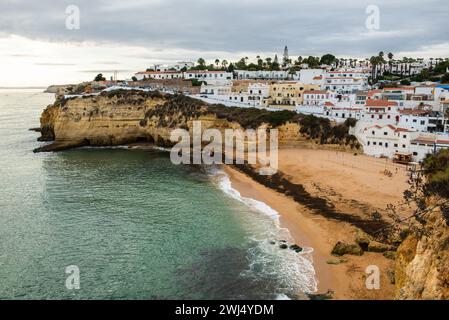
left=57, top=47, right=449, bottom=164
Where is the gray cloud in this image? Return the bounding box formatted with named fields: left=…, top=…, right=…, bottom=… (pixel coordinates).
left=0, top=0, right=448, bottom=58
left=35, top=62, right=76, bottom=66
left=79, top=69, right=133, bottom=73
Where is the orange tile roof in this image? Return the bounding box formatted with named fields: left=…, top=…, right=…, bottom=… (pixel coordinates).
left=367, top=89, right=382, bottom=97
left=366, top=99, right=397, bottom=107
left=304, top=90, right=327, bottom=94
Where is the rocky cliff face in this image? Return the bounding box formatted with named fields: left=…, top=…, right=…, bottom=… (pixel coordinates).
left=395, top=209, right=449, bottom=299
left=35, top=90, right=309, bottom=152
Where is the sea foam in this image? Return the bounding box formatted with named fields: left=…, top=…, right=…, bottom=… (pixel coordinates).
left=208, top=166, right=318, bottom=297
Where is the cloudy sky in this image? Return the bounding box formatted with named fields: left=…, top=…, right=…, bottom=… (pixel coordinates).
left=0, top=0, right=448, bottom=87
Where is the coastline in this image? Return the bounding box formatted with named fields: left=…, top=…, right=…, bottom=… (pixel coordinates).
left=223, top=147, right=407, bottom=300
left=78, top=142, right=401, bottom=299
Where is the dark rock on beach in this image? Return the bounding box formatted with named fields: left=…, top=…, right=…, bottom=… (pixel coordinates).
left=290, top=244, right=303, bottom=253
left=331, top=241, right=364, bottom=256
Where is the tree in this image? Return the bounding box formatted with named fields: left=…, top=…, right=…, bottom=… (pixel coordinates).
left=304, top=56, right=320, bottom=69
left=282, top=46, right=289, bottom=67
left=215, top=59, right=220, bottom=68
left=257, top=56, right=263, bottom=69
left=388, top=52, right=394, bottom=73
left=320, top=54, right=337, bottom=66
left=197, top=58, right=206, bottom=67
left=441, top=73, right=449, bottom=84
left=131, top=76, right=137, bottom=82
left=221, top=60, right=228, bottom=70
left=272, top=55, right=280, bottom=71
left=235, top=58, right=247, bottom=70
left=94, top=73, right=106, bottom=81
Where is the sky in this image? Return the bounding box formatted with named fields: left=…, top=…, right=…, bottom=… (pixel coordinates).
left=0, top=0, right=448, bottom=87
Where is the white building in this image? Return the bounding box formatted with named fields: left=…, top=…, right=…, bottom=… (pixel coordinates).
left=322, top=70, right=368, bottom=94
left=358, top=124, right=449, bottom=162
left=199, top=82, right=270, bottom=108
left=184, top=70, right=233, bottom=84
left=361, top=99, right=400, bottom=125
left=398, top=109, right=446, bottom=133
left=235, top=70, right=288, bottom=80
left=324, top=103, right=363, bottom=121
left=134, top=71, right=183, bottom=80
left=410, top=135, right=449, bottom=161
left=303, top=90, right=337, bottom=106
left=295, top=69, right=325, bottom=84
left=362, top=124, right=417, bottom=159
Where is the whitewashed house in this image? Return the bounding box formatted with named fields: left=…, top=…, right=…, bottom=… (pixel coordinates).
left=184, top=70, right=233, bottom=84
left=360, top=99, right=400, bottom=125
left=235, top=70, right=288, bottom=80
left=322, top=71, right=368, bottom=94
left=134, top=71, right=183, bottom=80
left=409, top=135, right=449, bottom=161
left=294, top=69, right=325, bottom=84
left=398, top=109, right=446, bottom=133
left=362, top=125, right=417, bottom=158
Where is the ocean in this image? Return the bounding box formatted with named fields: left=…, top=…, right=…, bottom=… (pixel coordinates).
left=0, top=89, right=316, bottom=299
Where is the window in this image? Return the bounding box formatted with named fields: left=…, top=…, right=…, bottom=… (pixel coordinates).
left=367, top=141, right=370, bottom=146
left=384, top=132, right=388, bottom=136
left=403, top=135, right=407, bottom=138
left=420, top=120, right=425, bottom=125
left=394, top=144, right=398, bottom=147
left=402, top=145, right=406, bottom=148
left=413, top=152, right=418, bottom=156
left=379, top=142, right=383, bottom=146
left=373, top=142, right=377, bottom=145
left=385, top=143, right=389, bottom=148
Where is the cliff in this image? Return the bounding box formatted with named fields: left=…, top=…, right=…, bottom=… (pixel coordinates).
left=35, top=89, right=357, bottom=152
left=395, top=208, right=449, bottom=299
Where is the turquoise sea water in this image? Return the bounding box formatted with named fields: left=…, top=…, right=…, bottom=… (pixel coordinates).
left=0, top=89, right=316, bottom=299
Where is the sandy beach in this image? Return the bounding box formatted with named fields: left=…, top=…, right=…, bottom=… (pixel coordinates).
left=224, top=147, right=411, bottom=299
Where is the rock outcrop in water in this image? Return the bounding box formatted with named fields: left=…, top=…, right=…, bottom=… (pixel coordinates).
left=35, top=89, right=358, bottom=152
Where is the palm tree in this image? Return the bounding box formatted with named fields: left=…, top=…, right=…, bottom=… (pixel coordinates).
left=215, top=59, right=220, bottom=68
left=221, top=60, right=228, bottom=70
left=388, top=52, right=394, bottom=73
left=197, top=58, right=206, bottom=67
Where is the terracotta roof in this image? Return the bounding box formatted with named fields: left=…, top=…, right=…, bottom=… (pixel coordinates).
left=394, top=127, right=413, bottom=133
left=313, top=76, right=323, bottom=80
left=304, top=90, right=327, bottom=94
left=411, top=136, right=449, bottom=145
left=399, top=109, right=431, bottom=115
left=324, top=102, right=335, bottom=107
left=366, top=99, right=397, bottom=107
left=367, top=89, right=382, bottom=97
left=383, top=87, right=415, bottom=91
